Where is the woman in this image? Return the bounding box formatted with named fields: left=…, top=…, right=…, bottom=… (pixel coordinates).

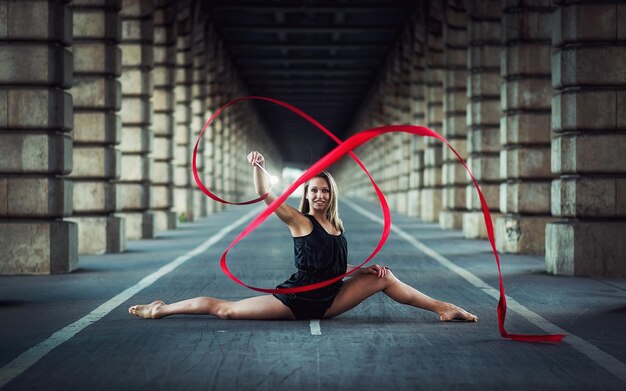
left=128, top=151, right=478, bottom=322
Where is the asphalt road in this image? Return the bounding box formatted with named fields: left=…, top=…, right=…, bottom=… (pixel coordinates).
left=1, top=198, right=625, bottom=390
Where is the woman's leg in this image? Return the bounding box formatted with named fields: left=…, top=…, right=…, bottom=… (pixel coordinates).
left=128, top=295, right=296, bottom=320
left=323, top=270, right=477, bottom=321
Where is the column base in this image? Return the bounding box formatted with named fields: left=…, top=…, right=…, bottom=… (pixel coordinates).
left=153, top=210, right=177, bottom=232
left=463, top=211, right=500, bottom=239
left=420, top=188, right=442, bottom=222
left=546, top=221, right=626, bottom=277
left=68, top=216, right=126, bottom=254
left=495, top=214, right=556, bottom=255
left=193, top=190, right=208, bottom=219
left=206, top=200, right=218, bottom=215
left=396, top=192, right=408, bottom=214
left=406, top=189, right=421, bottom=218
left=388, top=193, right=398, bottom=213
left=0, top=221, right=78, bottom=274
left=439, top=210, right=464, bottom=230
left=117, top=212, right=155, bottom=240
left=174, top=187, right=194, bottom=222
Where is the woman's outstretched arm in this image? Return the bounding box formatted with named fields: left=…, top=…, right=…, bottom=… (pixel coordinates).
left=247, top=151, right=311, bottom=237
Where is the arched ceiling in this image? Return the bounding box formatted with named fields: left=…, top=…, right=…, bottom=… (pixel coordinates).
left=208, top=0, right=416, bottom=168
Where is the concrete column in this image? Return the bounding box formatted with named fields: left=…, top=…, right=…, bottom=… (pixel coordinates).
left=173, top=8, right=194, bottom=221
left=421, top=2, right=444, bottom=222
left=226, top=101, right=241, bottom=201
left=203, top=27, right=218, bottom=213
left=395, top=32, right=413, bottom=215
left=340, top=96, right=374, bottom=201
left=191, top=15, right=208, bottom=218
left=69, top=0, right=125, bottom=254
left=440, top=0, right=468, bottom=229
left=0, top=0, right=78, bottom=274
left=213, top=113, right=225, bottom=212
left=384, top=53, right=401, bottom=212
left=496, top=0, right=554, bottom=254
left=211, top=41, right=228, bottom=212
left=546, top=1, right=626, bottom=277
left=463, top=0, right=501, bottom=239
left=236, top=105, right=254, bottom=202
left=223, top=110, right=233, bottom=202
left=150, top=0, right=177, bottom=231
left=230, top=108, right=243, bottom=202
left=118, top=0, right=154, bottom=239
left=408, top=20, right=427, bottom=219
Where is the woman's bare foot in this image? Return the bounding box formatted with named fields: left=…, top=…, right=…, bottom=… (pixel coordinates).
left=128, top=300, right=166, bottom=319
left=438, top=303, right=478, bottom=322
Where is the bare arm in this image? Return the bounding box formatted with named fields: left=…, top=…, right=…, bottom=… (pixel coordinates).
left=247, top=151, right=311, bottom=236
left=347, top=263, right=389, bottom=278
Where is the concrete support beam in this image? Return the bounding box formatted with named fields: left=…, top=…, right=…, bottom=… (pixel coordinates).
left=118, top=0, right=155, bottom=239
left=407, top=22, right=427, bottom=218
left=463, top=0, right=501, bottom=239
left=150, top=0, right=177, bottom=231
left=546, top=0, right=626, bottom=277
left=69, top=0, right=126, bottom=254
left=440, top=0, right=468, bottom=229
left=496, top=0, right=555, bottom=254
left=191, top=11, right=208, bottom=219
left=173, top=8, right=195, bottom=221
left=0, top=0, right=78, bottom=274
left=421, top=2, right=444, bottom=222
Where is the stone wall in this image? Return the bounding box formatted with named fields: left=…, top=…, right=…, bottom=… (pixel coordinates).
left=0, top=0, right=279, bottom=274
left=335, top=0, right=625, bottom=277
left=0, top=0, right=77, bottom=273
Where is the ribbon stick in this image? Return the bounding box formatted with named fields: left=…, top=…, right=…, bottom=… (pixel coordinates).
left=192, top=96, right=565, bottom=343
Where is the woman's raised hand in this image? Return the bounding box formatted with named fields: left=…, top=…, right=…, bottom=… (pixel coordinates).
left=364, top=264, right=390, bottom=279
left=247, top=151, right=265, bottom=167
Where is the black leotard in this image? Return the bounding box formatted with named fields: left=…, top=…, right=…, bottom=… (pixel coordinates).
left=273, top=214, right=348, bottom=320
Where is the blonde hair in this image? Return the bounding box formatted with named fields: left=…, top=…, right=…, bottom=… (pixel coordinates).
left=299, top=171, right=344, bottom=233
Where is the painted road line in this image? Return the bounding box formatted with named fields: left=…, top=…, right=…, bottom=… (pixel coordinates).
left=0, top=206, right=263, bottom=389
left=343, top=198, right=626, bottom=384
left=310, top=320, right=322, bottom=335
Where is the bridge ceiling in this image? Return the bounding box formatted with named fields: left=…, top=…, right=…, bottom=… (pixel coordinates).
left=208, top=0, right=416, bottom=168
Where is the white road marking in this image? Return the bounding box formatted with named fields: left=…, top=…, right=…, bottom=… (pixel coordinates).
left=0, top=206, right=263, bottom=389
left=310, top=320, right=322, bottom=335
left=343, top=198, right=626, bottom=384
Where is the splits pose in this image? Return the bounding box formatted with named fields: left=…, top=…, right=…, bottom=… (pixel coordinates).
left=129, top=151, right=478, bottom=322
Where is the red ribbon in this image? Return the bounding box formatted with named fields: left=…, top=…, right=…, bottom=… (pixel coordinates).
left=193, top=96, right=565, bottom=343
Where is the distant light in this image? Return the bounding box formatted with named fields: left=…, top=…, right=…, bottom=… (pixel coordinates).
left=282, top=166, right=305, bottom=198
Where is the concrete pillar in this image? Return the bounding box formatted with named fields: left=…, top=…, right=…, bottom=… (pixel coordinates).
left=151, top=0, right=177, bottom=231
left=463, top=0, right=501, bottom=239
left=546, top=1, right=626, bottom=277
left=384, top=51, right=403, bottom=213
left=236, top=104, right=255, bottom=202
left=421, top=2, right=444, bottom=222
left=213, top=113, right=225, bottom=212
left=211, top=41, right=228, bottom=212
left=203, top=28, right=218, bottom=213
left=69, top=0, right=125, bottom=254
left=191, top=14, right=208, bottom=219
left=440, top=0, right=468, bottom=229
left=395, top=32, right=413, bottom=215
left=225, top=107, right=236, bottom=202
left=496, top=0, right=555, bottom=254
left=408, top=20, right=427, bottom=219
left=223, top=63, right=239, bottom=203
left=173, top=7, right=194, bottom=221
left=0, top=0, right=78, bottom=273
left=118, top=0, right=155, bottom=239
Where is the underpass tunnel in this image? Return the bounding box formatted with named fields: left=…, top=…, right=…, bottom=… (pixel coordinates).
left=0, top=0, right=625, bottom=278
